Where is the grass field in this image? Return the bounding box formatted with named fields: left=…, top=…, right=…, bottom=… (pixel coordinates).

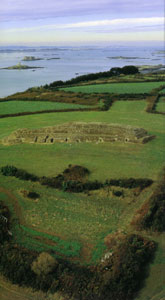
left=61, top=81, right=165, bottom=94
left=156, top=97, right=165, bottom=113
left=159, top=88, right=165, bottom=94
left=0, top=79, right=165, bottom=299
left=0, top=99, right=164, bottom=263
left=0, top=101, right=164, bottom=181
left=0, top=170, right=154, bottom=264
left=0, top=101, right=91, bottom=115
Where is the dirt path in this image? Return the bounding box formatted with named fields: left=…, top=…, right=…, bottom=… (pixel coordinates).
left=0, top=186, right=25, bottom=224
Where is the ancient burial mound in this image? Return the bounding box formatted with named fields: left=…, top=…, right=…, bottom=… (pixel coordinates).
left=2, top=122, right=155, bottom=145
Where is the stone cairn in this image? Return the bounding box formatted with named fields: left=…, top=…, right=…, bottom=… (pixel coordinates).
left=2, top=122, right=155, bottom=145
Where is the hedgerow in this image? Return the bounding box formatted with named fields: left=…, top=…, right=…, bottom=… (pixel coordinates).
left=1, top=165, right=153, bottom=193
left=132, top=169, right=165, bottom=231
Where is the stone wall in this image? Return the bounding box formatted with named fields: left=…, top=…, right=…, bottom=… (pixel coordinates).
left=2, top=122, right=155, bottom=145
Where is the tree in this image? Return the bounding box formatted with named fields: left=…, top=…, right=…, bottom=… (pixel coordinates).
left=31, top=252, right=58, bottom=276
left=109, top=67, right=122, bottom=76
left=121, top=65, right=139, bottom=75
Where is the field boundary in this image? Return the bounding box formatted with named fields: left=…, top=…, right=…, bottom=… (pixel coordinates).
left=0, top=107, right=98, bottom=119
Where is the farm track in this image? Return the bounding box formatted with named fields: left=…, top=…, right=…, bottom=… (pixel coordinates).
left=0, top=186, right=25, bottom=224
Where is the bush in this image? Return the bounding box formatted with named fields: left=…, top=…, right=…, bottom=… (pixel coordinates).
left=63, top=164, right=90, bottom=181
left=27, top=191, right=40, bottom=199
left=98, top=234, right=156, bottom=300
left=113, top=190, right=123, bottom=197
left=105, top=178, right=153, bottom=190
left=15, top=169, right=39, bottom=181
left=146, top=95, right=159, bottom=113
left=100, top=96, right=115, bottom=111
left=0, top=243, right=37, bottom=286
left=40, top=176, right=63, bottom=189
left=132, top=171, right=165, bottom=231
left=121, top=65, right=139, bottom=75
left=1, top=165, right=39, bottom=182
left=143, top=194, right=165, bottom=231
left=1, top=165, right=18, bottom=176
left=31, top=252, right=58, bottom=276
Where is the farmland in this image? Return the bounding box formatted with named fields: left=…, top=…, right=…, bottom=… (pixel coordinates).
left=0, top=101, right=164, bottom=180
left=0, top=101, right=91, bottom=116
left=61, top=81, right=165, bottom=94
left=156, top=96, right=165, bottom=113
left=0, top=72, right=165, bottom=300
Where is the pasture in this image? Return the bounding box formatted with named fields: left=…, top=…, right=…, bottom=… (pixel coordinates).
left=0, top=100, right=91, bottom=116
left=0, top=101, right=164, bottom=181
left=0, top=77, right=165, bottom=299
left=156, top=96, right=165, bottom=113
left=0, top=168, right=154, bottom=264
left=61, top=81, right=165, bottom=94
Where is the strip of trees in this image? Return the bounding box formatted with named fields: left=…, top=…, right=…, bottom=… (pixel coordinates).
left=43, top=66, right=139, bottom=89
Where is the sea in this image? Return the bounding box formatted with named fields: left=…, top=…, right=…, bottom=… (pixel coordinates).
left=0, top=45, right=164, bottom=98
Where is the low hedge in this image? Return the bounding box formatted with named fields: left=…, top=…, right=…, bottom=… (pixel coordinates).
left=105, top=178, right=153, bottom=190
left=1, top=165, right=153, bottom=193
left=1, top=165, right=39, bottom=182
left=132, top=171, right=165, bottom=231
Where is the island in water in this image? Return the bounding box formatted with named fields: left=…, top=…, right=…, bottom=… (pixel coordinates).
left=1, top=62, right=44, bottom=70
left=47, top=57, right=61, bottom=60
left=137, top=64, right=165, bottom=72
left=22, top=56, right=43, bottom=61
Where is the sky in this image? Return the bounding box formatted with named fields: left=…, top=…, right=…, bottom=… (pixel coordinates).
left=0, top=0, right=164, bottom=45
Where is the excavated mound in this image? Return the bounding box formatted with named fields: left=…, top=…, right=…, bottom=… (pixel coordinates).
left=2, top=122, right=155, bottom=145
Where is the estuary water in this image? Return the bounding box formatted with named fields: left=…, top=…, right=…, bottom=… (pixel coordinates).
left=0, top=45, right=164, bottom=98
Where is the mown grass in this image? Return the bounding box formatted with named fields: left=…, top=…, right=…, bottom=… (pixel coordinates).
left=156, top=97, right=165, bottom=113
left=0, top=101, right=164, bottom=181
left=0, top=101, right=91, bottom=115
left=60, top=81, right=165, bottom=94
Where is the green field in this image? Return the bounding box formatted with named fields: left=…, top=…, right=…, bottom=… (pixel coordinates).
left=159, top=88, right=165, bottom=94
left=0, top=101, right=164, bottom=180
left=0, top=103, right=164, bottom=224
left=0, top=167, right=154, bottom=264
left=156, top=97, right=165, bottom=113
left=0, top=78, right=165, bottom=299
left=61, top=81, right=165, bottom=94
left=0, top=100, right=91, bottom=115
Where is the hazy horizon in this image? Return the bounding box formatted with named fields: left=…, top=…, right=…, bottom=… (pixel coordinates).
left=0, top=0, right=164, bottom=45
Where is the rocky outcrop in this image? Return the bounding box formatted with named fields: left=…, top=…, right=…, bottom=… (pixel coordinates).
left=2, top=122, right=155, bottom=145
